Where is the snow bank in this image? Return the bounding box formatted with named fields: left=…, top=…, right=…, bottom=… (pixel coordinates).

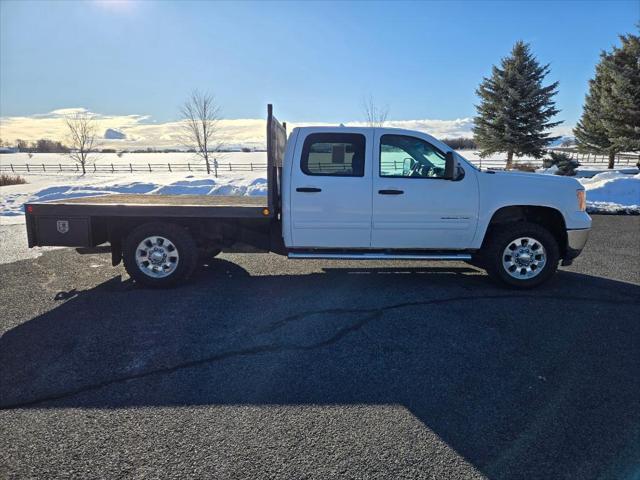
left=574, top=166, right=639, bottom=178
left=536, top=165, right=639, bottom=178
left=580, top=172, right=640, bottom=214
left=537, top=165, right=559, bottom=175
left=0, top=172, right=267, bottom=225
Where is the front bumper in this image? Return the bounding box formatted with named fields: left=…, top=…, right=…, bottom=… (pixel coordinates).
left=562, top=228, right=591, bottom=265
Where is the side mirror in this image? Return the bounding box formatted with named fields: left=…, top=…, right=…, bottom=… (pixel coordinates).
left=444, top=151, right=457, bottom=180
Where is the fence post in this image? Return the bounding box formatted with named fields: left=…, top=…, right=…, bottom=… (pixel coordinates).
left=250, top=163, right=253, bottom=172
left=229, top=162, right=231, bottom=171
left=130, top=163, right=133, bottom=173
left=111, top=163, right=115, bottom=173
left=59, top=163, right=62, bottom=172
left=10, top=164, right=14, bottom=173
left=214, top=158, right=218, bottom=178
left=42, top=164, right=45, bottom=172
left=148, top=163, right=151, bottom=173
left=188, top=163, right=191, bottom=172
left=168, top=163, right=172, bottom=173
left=94, top=164, right=97, bottom=173
left=26, top=164, right=30, bottom=173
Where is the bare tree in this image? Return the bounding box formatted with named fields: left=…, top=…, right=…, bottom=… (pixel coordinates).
left=362, top=94, right=389, bottom=127
left=65, top=112, right=97, bottom=174
left=181, top=90, right=221, bottom=175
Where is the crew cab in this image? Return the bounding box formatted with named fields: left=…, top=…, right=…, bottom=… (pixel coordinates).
left=25, top=105, right=591, bottom=288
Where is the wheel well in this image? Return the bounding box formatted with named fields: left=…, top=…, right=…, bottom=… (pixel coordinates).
left=105, top=216, right=273, bottom=265
left=484, top=206, right=567, bottom=255
left=107, top=217, right=225, bottom=248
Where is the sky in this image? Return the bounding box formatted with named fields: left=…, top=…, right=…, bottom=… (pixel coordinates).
left=0, top=0, right=638, bottom=147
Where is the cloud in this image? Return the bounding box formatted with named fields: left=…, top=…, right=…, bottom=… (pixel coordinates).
left=46, top=108, right=91, bottom=117
left=0, top=108, right=572, bottom=149
left=0, top=109, right=266, bottom=149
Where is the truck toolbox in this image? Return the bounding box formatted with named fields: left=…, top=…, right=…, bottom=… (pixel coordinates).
left=32, top=216, right=91, bottom=247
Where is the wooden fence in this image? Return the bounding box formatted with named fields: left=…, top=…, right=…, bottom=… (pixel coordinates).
left=1, top=152, right=638, bottom=176
left=0, top=162, right=268, bottom=175
left=549, top=149, right=639, bottom=165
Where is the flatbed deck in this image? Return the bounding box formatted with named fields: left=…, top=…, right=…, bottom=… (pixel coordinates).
left=47, top=194, right=267, bottom=207
left=27, top=194, right=269, bottom=218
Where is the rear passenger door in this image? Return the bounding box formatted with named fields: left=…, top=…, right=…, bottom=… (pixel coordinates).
left=289, top=129, right=373, bottom=248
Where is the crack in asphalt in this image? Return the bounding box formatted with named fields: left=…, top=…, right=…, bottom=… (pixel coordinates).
left=2, top=293, right=639, bottom=410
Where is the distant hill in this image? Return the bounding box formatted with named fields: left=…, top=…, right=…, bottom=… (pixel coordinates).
left=104, top=128, right=126, bottom=140
left=549, top=136, right=576, bottom=147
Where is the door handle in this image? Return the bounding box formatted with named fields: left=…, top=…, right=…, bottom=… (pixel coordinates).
left=378, top=189, right=404, bottom=195
left=296, top=187, right=322, bottom=193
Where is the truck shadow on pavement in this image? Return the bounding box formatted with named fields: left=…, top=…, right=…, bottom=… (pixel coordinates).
left=1, top=258, right=639, bottom=479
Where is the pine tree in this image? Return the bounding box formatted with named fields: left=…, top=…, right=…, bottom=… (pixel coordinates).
left=573, top=60, right=614, bottom=164
left=575, top=32, right=640, bottom=168
left=473, top=41, right=562, bottom=168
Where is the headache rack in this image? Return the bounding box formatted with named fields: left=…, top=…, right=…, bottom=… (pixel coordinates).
left=266, top=104, right=287, bottom=217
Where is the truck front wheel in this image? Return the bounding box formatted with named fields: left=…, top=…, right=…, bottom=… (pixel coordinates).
left=484, top=222, right=559, bottom=288
left=123, top=222, right=198, bottom=288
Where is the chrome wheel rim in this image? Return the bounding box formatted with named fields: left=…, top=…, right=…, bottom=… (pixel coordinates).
left=135, top=236, right=179, bottom=278
left=502, top=236, right=546, bottom=280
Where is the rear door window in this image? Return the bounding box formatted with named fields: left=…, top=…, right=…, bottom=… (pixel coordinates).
left=301, top=133, right=366, bottom=177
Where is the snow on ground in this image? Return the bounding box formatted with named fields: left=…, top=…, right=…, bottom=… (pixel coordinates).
left=573, top=166, right=640, bottom=178
left=537, top=164, right=640, bottom=178
left=578, top=172, right=640, bottom=214
left=1, top=152, right=638, bottom=229
left=0, top=171, right=267, bottom=225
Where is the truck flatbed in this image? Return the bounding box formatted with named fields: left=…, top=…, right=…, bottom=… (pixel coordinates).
left=27, top=193, right=269, bottom=218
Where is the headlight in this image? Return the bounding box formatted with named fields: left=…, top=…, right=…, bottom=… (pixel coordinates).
left=577, top=190, right=586, bottom=211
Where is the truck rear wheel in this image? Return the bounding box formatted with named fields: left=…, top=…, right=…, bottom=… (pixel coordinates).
left=484, top=222, right=559, bottom=288
left=123, top=222, right=198, bottom=288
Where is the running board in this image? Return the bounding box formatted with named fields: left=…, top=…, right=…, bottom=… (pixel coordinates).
left=288, top=252, right=472, bottom=261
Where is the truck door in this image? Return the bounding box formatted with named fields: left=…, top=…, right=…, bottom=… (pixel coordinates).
left=289, top=129, right=373, bottom=248
left=371, top=132, right=479, bottom=249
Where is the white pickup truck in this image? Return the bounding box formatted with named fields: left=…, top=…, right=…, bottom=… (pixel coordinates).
left=25, top=105, right=591, bottom=288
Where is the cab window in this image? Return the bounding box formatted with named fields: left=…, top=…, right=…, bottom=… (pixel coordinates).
left=380, top=134, right=447, bottom=178
left=301, top=133, right=366, bottom=177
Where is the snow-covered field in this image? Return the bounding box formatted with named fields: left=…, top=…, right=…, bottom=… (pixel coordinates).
left=1, top=152, right=639, bottom=227
left=0, top=171, right=267, bottom=225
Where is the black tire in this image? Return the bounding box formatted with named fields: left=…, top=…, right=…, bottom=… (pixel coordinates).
left=484, top=222, right=560, bottom=288
left=123, top=222, right=198, bottom=288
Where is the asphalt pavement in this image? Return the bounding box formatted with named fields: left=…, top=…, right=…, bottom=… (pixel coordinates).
left=1, top=215, right=639, bottom=479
